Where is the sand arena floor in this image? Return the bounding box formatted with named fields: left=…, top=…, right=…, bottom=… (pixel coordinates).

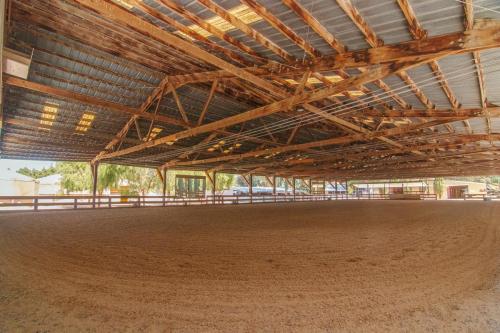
left=1, top=200, right=500, bottom=332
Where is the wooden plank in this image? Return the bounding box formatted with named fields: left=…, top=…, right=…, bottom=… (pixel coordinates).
left=241, top=0, right=321, bottom=58
left=128, top=0, right=252, bottom=66
left=197, top=79, right=218, bottom=126
left=170, top=82, right=190, bottom=125
left=197, top=0, right=295, bottom=62
left=281, top=0, right=346, bottom=53
left=157, top=0, right=264, bottom=61
left=337, top=0, right=435, bottom=109
left=71, top=0, right=287, bottom=98
left=99, top=60, right=437, bottom=160
left=5, top=76, right=139, bottom=115
left=163, top=117, right=466, bottom=168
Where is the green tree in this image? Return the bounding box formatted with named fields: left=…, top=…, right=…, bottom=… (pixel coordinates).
left=433, top=178, right=445, bottom=199
left=123, top=167, right=162, bottom=196
left=55, top=162, right=126, bottom=195
left=215, top=173, right=235, bottom=192
left=55, top=162, right=92, bottom=194
left=97, top=164, right=125, bottom=195
left=16, top=166, right=56, bottom=180
left=16, top=166, right=57, bottom=195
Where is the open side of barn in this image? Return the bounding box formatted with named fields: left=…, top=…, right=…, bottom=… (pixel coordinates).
left=2, top=0, right=500, bottom=331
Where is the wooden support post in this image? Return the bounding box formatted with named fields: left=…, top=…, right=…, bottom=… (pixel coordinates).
left=335, top=181, right=338, bottom=200
left=345, top=181, right=348, bottom=200
left=205, top=170, right=216, bottom=204
left=292, top=177, right=296, bottom=201
left=91, top=162, right=99, bottom=208
left=162, top=168, right=167, bottom=206
left=272, top=175, right=276, bottom=196
left=213, top=171, right=217, bottom=204
left=249, top=174, right=253, bottom=204
left=308, top=178, right=312, bottom=195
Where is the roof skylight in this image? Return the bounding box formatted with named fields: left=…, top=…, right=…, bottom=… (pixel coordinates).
left=75, top=112, right=95, bottom=134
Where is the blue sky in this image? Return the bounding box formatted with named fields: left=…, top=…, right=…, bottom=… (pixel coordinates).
left=0, top=159, right=55, bottom=180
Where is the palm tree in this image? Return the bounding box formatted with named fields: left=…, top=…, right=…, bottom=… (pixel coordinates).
left=16, top=166, right=56, bottom=195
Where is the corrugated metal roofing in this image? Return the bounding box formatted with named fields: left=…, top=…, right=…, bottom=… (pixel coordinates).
left=2, top=0, right=500, bottom=178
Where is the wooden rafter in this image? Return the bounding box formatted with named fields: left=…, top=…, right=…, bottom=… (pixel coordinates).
left=281, top=0, right=346, bottom=53
left=197, top=79, right=219, bottom=126
left=170, top=83, right=190, bottom=125
left=463, top=1, right=490, bottom=134
left=337, top=0, right=434, bottom=110
left=162, top=117, right=468, bottom=168
left=6, top=0, right=500, bottom=180
left=396, top=0, right=468, bottom=133
left=157, top=0, right=264, bottom=62
left=241, top=0, right=321, bottom=58
left=100, top=58, right=441, bottom=161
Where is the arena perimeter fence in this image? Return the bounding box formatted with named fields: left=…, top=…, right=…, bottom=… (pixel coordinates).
left=0, top=193, right=442, bottom=212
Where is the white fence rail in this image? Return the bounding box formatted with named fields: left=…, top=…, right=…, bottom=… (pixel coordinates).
left=0, top=193, right=437, bottom=212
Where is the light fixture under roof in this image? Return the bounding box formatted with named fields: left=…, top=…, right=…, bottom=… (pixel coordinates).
left=110, top=0, right=133, bottom=9
left=75, top=111, right=95, bottom=134
left=39, top=102, right=58, bottom=128
left=182, top=4, right=262, bottom=38
left=143, top=127, right=162, bottom=141
left=2, top=48, right=32, bottom=80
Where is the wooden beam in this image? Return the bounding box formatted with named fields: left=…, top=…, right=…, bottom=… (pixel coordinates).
left=156, top=167, right=164, bottom=183
left=170, top=82, right=190, bottom=125
left=281, top=0, right=346, bottom=53
left=163, top=117, right=464, bottom=168
left=99, top=59, right=438, bottom=160
left=287, top=124, right=301, bottom=145
left=134, top=118, right=143, bottom=141
left=71, top=0, right=286, bottom=99
left=469, top=7, right=487, bottom=135
left=463, top=2, right=489, bottom=134
left=146, top=84, right=168, bottom=141
left=197, top=0, right=295, bottom=62
left=5, top=76, right=140, bottom=116
left=157, top=0, right=264, bottom=62
left=128, top=0, right=252, bottom=66
left=361, top=107, right=499, bottom=118
left=335, top=0, right=383, bottom=47
left=197, top=79, right=218, bottom=126
left=338, top=0, right=435, bottom=110
left=397, top=0, right=465, bottom=134
left=155, top=22, right=500, bottom=85
left=464, top=0, right=474, bottom=31
left=241, top=0, right=321, bottom=58
left=396, top=0, right=427, bottom=39
left=4, top=76, right=279, bottom=151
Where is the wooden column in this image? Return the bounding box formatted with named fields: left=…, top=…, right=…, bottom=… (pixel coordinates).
left=212, top=171, right=217, bottom=204
left=335, top=180, right=338, bottom=200
left=292, top=177, right=296, bottom=200
left=162, top=168, right=167, bottom=206
left=249, top=174, right=253, bottom=203
left=309, top=178, right=312, bottom=195
left=345, top=180, right=348, bottom=200
left=91, top=162, right=99, bottom=208
left=272, top=175, right=276, bottom=195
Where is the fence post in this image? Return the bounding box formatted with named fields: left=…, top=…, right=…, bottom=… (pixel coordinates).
left=74, top=198, right=77, bottom=209
left=108, top=197, right=111, bottom=208
left=34, top=198, right=38, bottom=211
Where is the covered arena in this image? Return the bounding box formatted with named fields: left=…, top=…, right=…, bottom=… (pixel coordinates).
left=1, top=0, right=500, bottom=331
